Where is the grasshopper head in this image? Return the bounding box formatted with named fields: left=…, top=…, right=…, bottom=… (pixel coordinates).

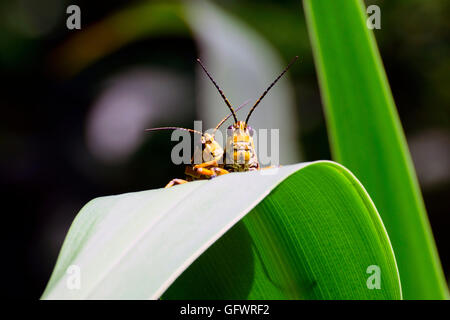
left=201, top=132, right=214, bottom=144
left=227, top=121, right=254, bottom=139
left=201, top=132, right=224, bottom=163
left=226, top=121, right=256, bottom=168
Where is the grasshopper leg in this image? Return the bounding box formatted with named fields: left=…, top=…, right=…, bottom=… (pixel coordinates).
left=165, top=178, right=188, bottom=188
left=213, top=167, right=229, bottom=176
left=185, top=165, right=215, bottom=180
left=193, top=160, right=219, bottom=169
left=194, top=167, right=216, bottom=177
left=193, top=160, right=230, bottom=176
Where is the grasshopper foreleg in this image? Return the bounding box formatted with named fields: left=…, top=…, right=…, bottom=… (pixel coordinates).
left=164, top=178, right=188, bottom=188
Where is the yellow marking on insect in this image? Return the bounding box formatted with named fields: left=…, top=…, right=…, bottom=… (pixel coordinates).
left=237, top=121, right=247, bottom=130
left=233, top=150, right=250, bottom=161
left=233, top=135, right=250, bottom=143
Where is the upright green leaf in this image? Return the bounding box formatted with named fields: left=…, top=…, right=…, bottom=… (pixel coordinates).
left=303, top=0, right=448, bottom=299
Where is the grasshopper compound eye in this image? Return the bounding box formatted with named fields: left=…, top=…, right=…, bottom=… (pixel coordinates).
left=247, top=125, right=254, bottom=136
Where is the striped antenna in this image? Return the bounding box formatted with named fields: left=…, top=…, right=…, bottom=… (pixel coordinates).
left=145, top=127, right=203, bottom=136
left=197, top=58, right=238, bottom=123
left=145, top=100, right=250, bottom=137
left=146, top=99, right=251, bottom=140
left=245, top=56, right=298, bottom=125
left=213, top=99, right=251, bottom=134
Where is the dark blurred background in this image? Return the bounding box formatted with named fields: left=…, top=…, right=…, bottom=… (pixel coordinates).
left=0, top=0, right=448, bottom=299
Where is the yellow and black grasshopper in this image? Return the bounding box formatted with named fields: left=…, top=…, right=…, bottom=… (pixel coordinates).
left=196, top=56, right=298, bottom=173
left=146, top=100, right=250, bottom=188
left=148, top=56, right=297, bottom=188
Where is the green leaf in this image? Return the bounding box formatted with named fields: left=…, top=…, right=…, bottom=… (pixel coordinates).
left=303, top=0, right=448, bottom=299
left=42, top=161, right=401, bottom=300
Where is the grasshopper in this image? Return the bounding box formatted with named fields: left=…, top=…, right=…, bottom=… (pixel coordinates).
left=146, top=100, right=250, bottom=188
left=196, top=56, right=298, bottom=173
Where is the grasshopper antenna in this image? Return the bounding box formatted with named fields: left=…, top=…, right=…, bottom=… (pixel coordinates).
left=245, top=56, right=298, bottom=125
left=145, top=127, right=204, bottom=136
left=213, top=99, right=251, bottom=135
left=146, top=100, right=250, bottom=137
left=197, top=58, right=238, bottom=123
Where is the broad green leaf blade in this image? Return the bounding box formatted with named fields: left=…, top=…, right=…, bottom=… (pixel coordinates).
left=42, top=161, right=401, bottom=300
left=303, top=0, right=448, bottom=299
left=163, top=162, right=401, bottom=299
